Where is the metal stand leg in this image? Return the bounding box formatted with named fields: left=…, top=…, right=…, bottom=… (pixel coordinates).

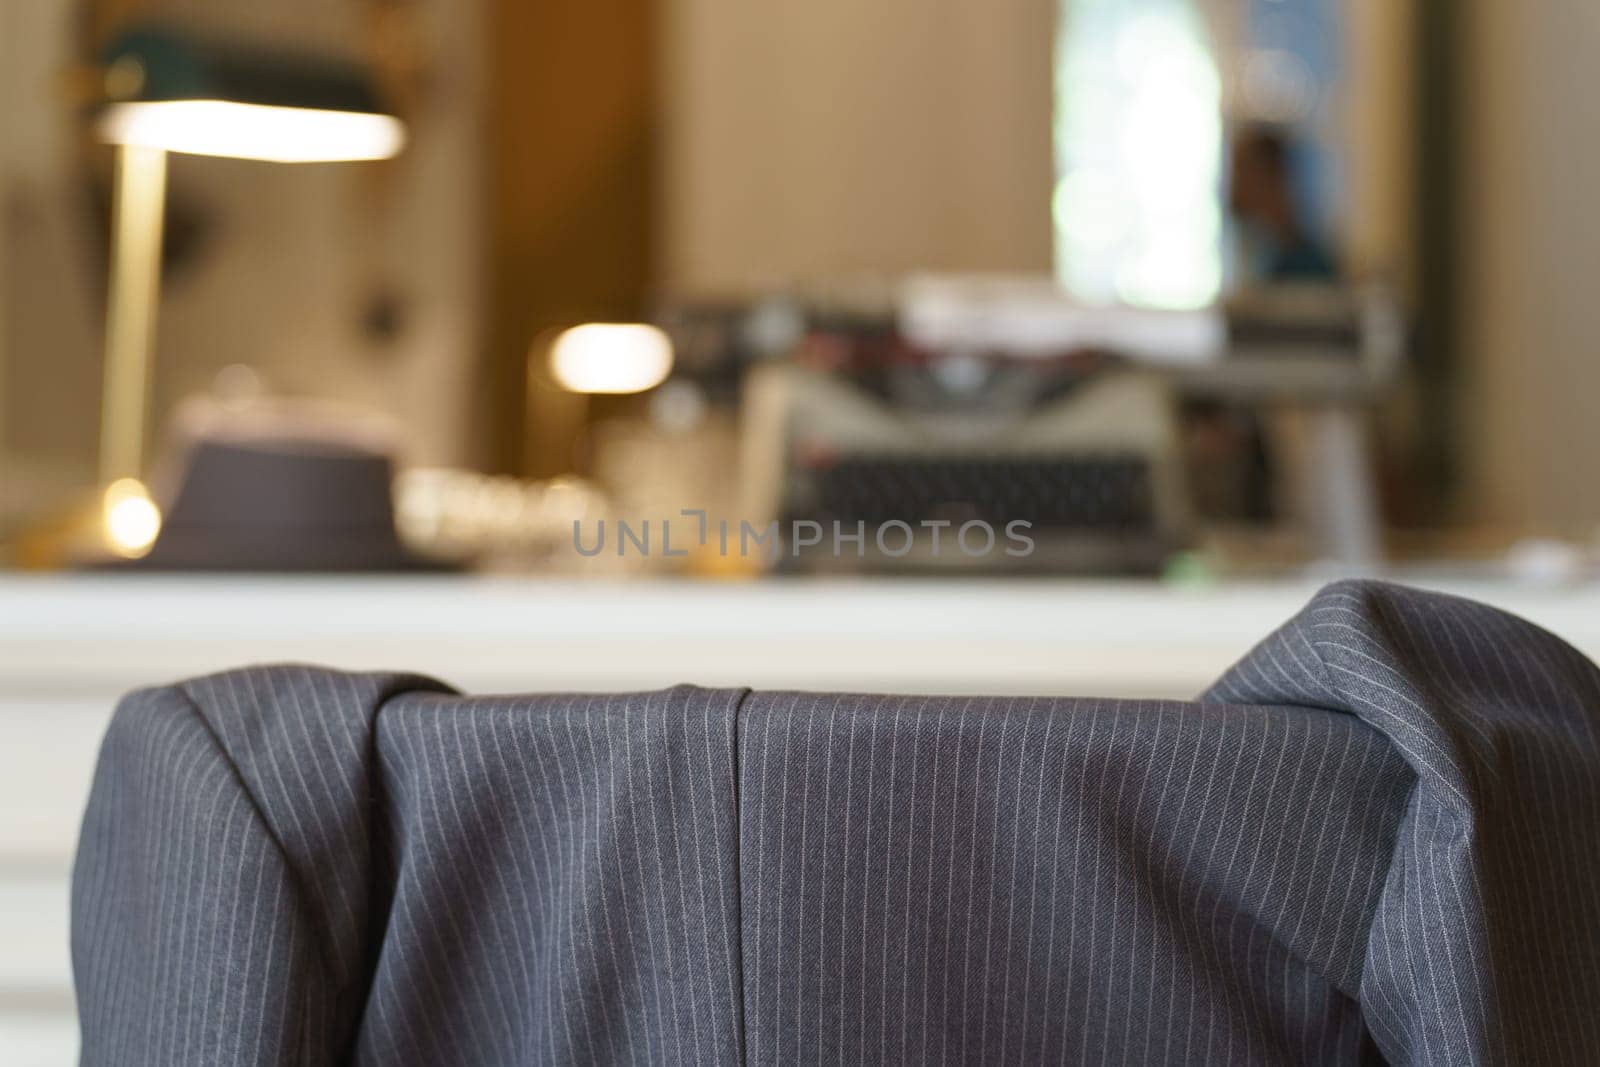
left=1306, top=404, right=1382, bottom=569
left=99, top=144, right=167, bottom=484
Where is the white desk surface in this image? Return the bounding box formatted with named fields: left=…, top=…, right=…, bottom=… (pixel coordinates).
left=7, top=571, right=1600, bottom=698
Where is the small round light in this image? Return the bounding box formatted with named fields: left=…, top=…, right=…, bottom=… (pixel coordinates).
left=548, top=324, right=674, bottom=394
left=102, top=478, right=161, bottom=557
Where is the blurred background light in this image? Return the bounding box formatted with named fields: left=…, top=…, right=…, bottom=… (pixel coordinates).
left=1055, top=0, right=1222, bottom=309
left=100, top=478, right=160, bottom=557
left=1241, top=48, right=1318, bottom=123
left=549, top=324, right=675, bottom=394
left=98, top=100, right=406, bottom=162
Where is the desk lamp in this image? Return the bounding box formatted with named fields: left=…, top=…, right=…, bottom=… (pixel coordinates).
left=91, top=24, right=406, bottom=556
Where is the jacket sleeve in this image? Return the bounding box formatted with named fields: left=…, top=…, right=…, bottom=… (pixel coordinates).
left=72, top=667, right=451, bottom=1066
left=1206, top=579, right=1600, bottom=1065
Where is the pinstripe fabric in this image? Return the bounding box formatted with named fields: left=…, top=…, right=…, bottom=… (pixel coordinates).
left=74, top=680, right=745, bottom=1067
left=72, top=581, right=1600, bottom=1065
left=1204, top=582, right=1600, bottom=1064
left=738, top=692, right=1406, bottom=1065
left=72, top=669, right=448, bottom=1065
left=359, top=688, right=745, bottom=1065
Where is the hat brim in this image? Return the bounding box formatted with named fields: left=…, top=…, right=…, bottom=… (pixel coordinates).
left=104, top=523, right=463, bottom=573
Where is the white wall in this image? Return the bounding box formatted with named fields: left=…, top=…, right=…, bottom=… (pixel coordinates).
left=659, top=0, right=1057, bottom=294
left=1463, top=0, right=1600, bottom=535
left=1343, top=0, right=1415, bottom=283
left=0, top=0, right=108, bottom=529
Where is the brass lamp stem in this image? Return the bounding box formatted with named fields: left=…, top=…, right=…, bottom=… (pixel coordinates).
left=99, top=143, right=167, bottom=484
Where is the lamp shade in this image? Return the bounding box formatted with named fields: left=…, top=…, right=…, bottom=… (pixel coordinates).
left=95, top=24, right=405, bottom=162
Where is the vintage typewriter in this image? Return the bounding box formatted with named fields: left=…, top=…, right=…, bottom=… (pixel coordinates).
left=723, top=275, right=1398, bottom=573
left=738, top=288, right=1195, bottom=573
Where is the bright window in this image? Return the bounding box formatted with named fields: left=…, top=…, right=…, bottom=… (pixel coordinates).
left=1054, top=0, right=1223, bottom=309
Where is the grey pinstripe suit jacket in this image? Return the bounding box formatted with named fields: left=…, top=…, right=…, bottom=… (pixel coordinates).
left=73, top=580, right=1600, bottom=1065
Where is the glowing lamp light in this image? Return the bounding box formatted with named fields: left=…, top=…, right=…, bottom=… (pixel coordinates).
left=99, top=100, right=405, bottom=162
left=102, top=478, right=162, bottom=557
left=94, top=24, right=405, bottom=164
left=88, top=23, right=407, bottom=497
left=549, top=324, right=674, bottom=394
